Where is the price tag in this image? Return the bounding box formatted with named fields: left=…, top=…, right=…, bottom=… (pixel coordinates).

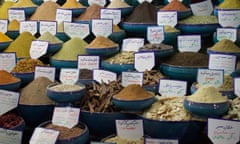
left=39, top=21, right=57, bottom=35
left=116, top=120, right=143, bottom=140
left=134, top=52, right=155, bottom=72
left=0, top=53, right=16, bottom=72
left=0, top=90, right=19, bottom=116
left=217, top=28, right=237, bottom=42
left=20, top=21, right=38, bottom=35
left=234, top=78, right=240, bottom=96
left=121, top=72, right=143, bottom=87
left=0, top=20, right=8, bottom=33
left=64, top=22, right=89, bottom=39
left=93, top=69, right=117, bottom=84
left=197, top=69, right=224, bottom=88
left=147, top=26, right=164, bottom=44
left=88, top=0, right=106, bottom=7
left=60, top=68, right=79, bottom=85
left=218, top=10, right=240, bottom=28
left=52, top=107, right=80, bottom=129
left=92, top=19, right=113, bottom=37
left=34, top=66, right=56, bottom=82
left=138, top=0, right=152, bottom=4
left=0, top=128, right=22, bottom=144
left=190, top=0, right=213, bottom=16
left=159, top=79, right=187, bottom=96
left=78, top=55, right=100, bottom=70
left=8, top=9, right=25, bottom=22
left=30, top=40, right=49, bottom=59
left=100, top=8, right=121, bottom=25
left=208, top=118, right=240, bottom=144
left=145, top=138, right=178, bottom=144
left=56, top=9, right=72, bottom=24
left=178, top=35, right=201, bottom=52
left=44, top=0, right=57, bottom=2
left=209, top=54, right=237, bottom=75
left=122, top=38, right=144, bottom=52
left=157, top=11, right=177, bottom=27
left=29, top=127, right=59, bottom=144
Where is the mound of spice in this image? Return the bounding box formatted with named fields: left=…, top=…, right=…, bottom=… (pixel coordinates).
left=162, top=52, right=209, bottom=67
left=0, top=1, right=15, bottom=19
left=8, top=19, right=20, bottom=31
left=164, top=25, right=180, bottom=33
left=20, top=77, right=55, bottom=105
left=30, top=1, right=60, bottom=21
left=104, top=136, right=144, bottom=144
left=178, top=15, right=218, bottom=24
left=37, top=32, right=63, bottom=44
left=160, top=0, right=189, bottom=11
left=217, top=0, right=240, bottom=9
left=187, top=86, right=228, bottom=103
left=125, top=1, right=157, bottom=24
left=104, top=51, right=134, bottom=64
left=107, top=0, right=131, bottom=8
left=209, top=39, right=240, bottom=53
left=48, top=83, right=84, bottom=92
left=11, top=0, right=37, bottom=7
left=75, top=4, right=102, bottom=21
left=0, top=112, right=23, bottom=129
left=115, top=84, right=154, bottom=100
left=11, top=58, right=45, bottom=73
left=0, top=70, right=20, bottom=84
left=51, top=37, right=87, bottom=61
left=86, top=36, right=118, bottom=48
left=143, top=70, right=165, bottom=86
left=113, top=24, right=124, bottom=32
left=61, top=0, right=85, bottom=8
left=139, top=43, right=173, bottom=51
left=0, top=32, right=12, bottom=42
left=4, top=32, right=36, bottom=58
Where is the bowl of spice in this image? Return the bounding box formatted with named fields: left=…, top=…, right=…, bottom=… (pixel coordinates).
left=0, top=112, right=25, bottom=131
left=38, top=120, right=89, bottom=144
left=102, top=134, right=145, bottom=144
left=6, top=20, right=20, bottom=39
left=0, top=70, right=21, bottom=91
left=184, top=86, right=230, bottom=117
left=46, top=82, right=86, bottom=103
left=112, top=84, right=155, bottom=111
left=214, top=0, right=240, bottom=17
left=213, top=31, right=240, bottom=47
left=0, top=32, right=13, bottom=51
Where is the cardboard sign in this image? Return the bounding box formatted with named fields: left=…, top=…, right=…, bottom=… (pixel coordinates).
left=159, top=79, right=187, bottom=96
left=30, top=127, right=59, bottom=144
left=157, top=11, right=177, bottom=27
left=0, top=128, right=22, bottom=144
left=147, top=26, right=164, bottom=44
left=121, top=72, right=143, bottom=87
left=39, top=21, right=57, bottom=35
left=0, top=53, right=16, bottom=72
left=30, top=40, right=48, bottom=59
left=64, top=22, right=89, bottom=39
left=77, top=55, right=100, bottom=70
left=34, top=66, right=56, bottom=82
left=145, top=138, right=178, bottom=144
left=93, top=69, right=117, bottom=84
left=178, top=35, right=201, bottom=52
left=0, top=20, right=8, bottom=33
left=0, top=90, right=19, bottom=116
left=60, top=68, right=79, bottom=85
left=218, top=10, right=240, bottom=28
left=100, top=8, right=121, bottom=25
left=190, top=0, right=213, bottom=16
left=217, top=28, right=237, bottom=42
left=197, top=69, right=224, bottom=88
left=20, top=21, right=37, bottom=35
left=122, top=38, right=144, bottom=52
left=56, top=9, right=72, bottom=23
left=234, top=77, right=240, bottom=96
left=134, top=52, right=155, bottom=72
left=8, top=9, right=25, bottom=22
left=88, top=0, right=106, bottom=7
left=92, top=19, right=113, bottom=37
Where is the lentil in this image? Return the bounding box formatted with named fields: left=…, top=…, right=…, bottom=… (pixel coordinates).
left=209, top=39, right=240, bottom=53
left=0, top=32, right=12, bottom=42
left=104, top=51, right=134, bottom=64
left=178, top=15, right=218, bottom=24
left=11, top=58, right=45, bottom=73
left=0, top=70, right=19, bottom=84
left=38, top=31, right=63, bottom=44
left=104, top=136, right=144, bottom=144
left=75, top=4, right=102, bottom=20
left=0, top=112, right=23, bottom=129
left=161, top=0, right=189, bottom=11
left=86, top=36, right=118, bottom=48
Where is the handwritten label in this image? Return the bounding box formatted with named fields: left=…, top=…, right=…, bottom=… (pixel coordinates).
left=0, top=90, right=19, bottom=116
left=218, top=10, right=240, bottom=28
left=29, top=127, right=59, bottom=144
left=208, top=118, right=240, bottom=144
left=208, top=54, right=237, bottom=75
left=0, top=128, right=22, bottom=144
left=147, top=26, right=164, bottom=44
left=178, top=35, right=201, bottom=52
left=64, top=22, right=89, bottom=39
left=60, top=68, right=79, bottom=85
left=138, top=0, right=152, bottom=4
left=0, top=20, right=8, bottom=33
left=134, top=52, right=155, bottom=72
left=30, top=40, right=48, bottom=59
left=217, top=28, right=237, bottom=42
left=88, top=0, right=106, bottom=7
left=190, top=0, right=213, bottom=16
left=157, top=11, right=177, bottom=27
left=44, top=0, right=57, bottom=2
left=122, top=38, right=144, bottom=52
left=78, top=55, right=99, bottom=70
left=93, top=69, right=117, bottom=84
left=145, top=138, right=178, bottom=144
left=92, top=19, right=113, bottom=37
left=159, top=79, right=187, bottom=96
left=52, top=107, right=80, bottom=129
left=121, top=72, right=143, bottom=87
left=234, top=78, right=240, bottom=97
left=0, top=53, right=16, bottom=72
left=39, top=21, right=57, bottom=35
left=100, top=9, right=121, bottom=25
left=197, top=69, right=224, bottom=88
left=8, top=9, right=25, bottom=22
left=20, top=21, right=37, bottom=35
left=34, top=66, right=56, bottom=82
left=56, top=9, right=72, bottom=24
left=116, top=120, right=143, bottom=140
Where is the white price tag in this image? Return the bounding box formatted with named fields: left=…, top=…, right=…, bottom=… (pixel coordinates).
left=138, top=0, right=152, bottom=4
left=178, top=35, right=201, bottom=52
left=0, top=20, right=8, bottom=33
left=0, top=90, right=19, bottom=116
left=56, top=9, right=72, bottom=24
left=217, top=28, right=237, bottom=42
left=159, top=79, right=187, bottom=96
left=190, top=0, right=213, bottom=16
left=88, top=0, right=106, bottom=7
left=100, top=9, right=121, bottom=25
left=0, top=128, right=22, bottom=144
left=218, top=10, right=240, bottom=28
left=147, top=26, right=164, bottom=44
left=134, top=52, right=155, bottom=72
left=8, top=9, right=25, bottom=22
left=145, top=138, right=178, bottom=144
left=121, top=72, right=143, bottom=87
left=234, top=78, right=240, bottom=97
left=29, top=127, right=59, bottom=144
left=157, top=11, right=177, bottom=27
left=93, top=69, right=117, bottom=84
left=20, top=21, right=38, bottom=35
left=30, top=40, right=49, bottom=59
left=39, top=21, right=57, bottom=35
left=64, top=22, right=89, bottom=39
left=92, top=19, right=113, bottom=37
left=34, top=66, right=56, bottom=82
left=77, top=55, right=100, bottom=70
left=197, top=69, right=224, bottom=88
left=122, top=38, right=144, bottom=52
left=0, top=53, right=16, bottom=72
left=60, top=68, right=79, bottom=85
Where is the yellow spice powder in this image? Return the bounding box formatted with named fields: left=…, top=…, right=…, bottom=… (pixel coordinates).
left=0, top=1, right=15, bottom=19
left=0, top=32, right=12, bottom=42
left=8, top=19, right=20, bottom=31
left=11, top=0, right=37, bottom=7
left=61, top=0, right=85, bottom=8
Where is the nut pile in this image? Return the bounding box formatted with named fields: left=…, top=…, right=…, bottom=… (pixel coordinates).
left=143, top=70, right=165, bottom=86
left=104, top=136, right=144, bottom=144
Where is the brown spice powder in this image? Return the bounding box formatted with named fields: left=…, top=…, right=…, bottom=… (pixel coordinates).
left=75, top=4, right=102, bottom=21
left=86, top=36, right=118, bottom=48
